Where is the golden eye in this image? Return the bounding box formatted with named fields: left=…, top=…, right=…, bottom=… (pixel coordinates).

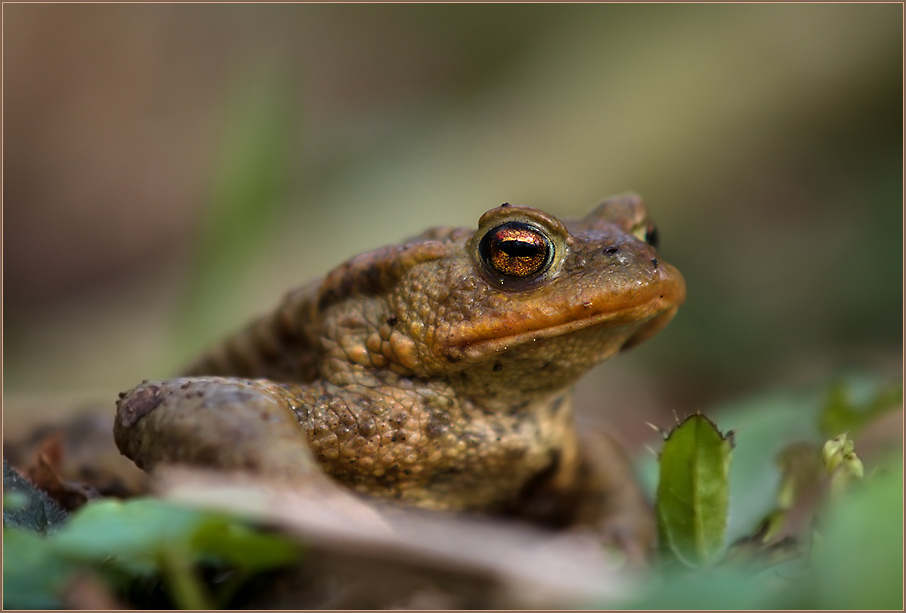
left=478, top=222, right=553, bottom=279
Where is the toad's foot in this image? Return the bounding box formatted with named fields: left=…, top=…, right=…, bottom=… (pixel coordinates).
left=113, top=377, right=323, bottom=483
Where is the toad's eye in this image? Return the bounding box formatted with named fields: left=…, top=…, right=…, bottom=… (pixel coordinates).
left=479, top=222, right=553, bottom=279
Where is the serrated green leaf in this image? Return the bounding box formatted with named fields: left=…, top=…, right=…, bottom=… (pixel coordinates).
left=656, top=413, right=732, bottom=568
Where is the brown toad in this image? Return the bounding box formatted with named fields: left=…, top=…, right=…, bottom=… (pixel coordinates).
left=114, top=193, right=685, bottom=556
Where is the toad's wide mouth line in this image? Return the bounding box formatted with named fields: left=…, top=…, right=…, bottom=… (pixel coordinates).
left=444, top=269, right=686, bottom=358
left=447, top=299, right=669, bottom=355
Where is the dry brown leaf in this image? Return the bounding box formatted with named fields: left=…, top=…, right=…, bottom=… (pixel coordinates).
left=153, top=466, right=636, bottom=609
left=5, top=410, right=151, bottom=500
left=26, top=435, right=100, bottom=511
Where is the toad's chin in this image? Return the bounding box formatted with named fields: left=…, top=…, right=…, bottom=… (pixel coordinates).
left=618, top=303, right=682, bottom=351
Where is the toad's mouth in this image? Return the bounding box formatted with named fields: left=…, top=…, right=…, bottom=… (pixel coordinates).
left=443, top=262, right=686, bottom=361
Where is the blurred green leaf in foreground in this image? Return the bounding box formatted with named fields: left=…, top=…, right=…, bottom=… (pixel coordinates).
left=170, top=61, right=301, bottom=367
left=3, top=498, right=301, bottom=609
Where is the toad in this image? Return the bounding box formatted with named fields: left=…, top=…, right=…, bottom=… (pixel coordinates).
left=114, top=193, right=685, bottom=557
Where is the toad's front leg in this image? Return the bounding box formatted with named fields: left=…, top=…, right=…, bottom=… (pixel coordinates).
left=570, top=429, right=656, bottom=564
left=113, top=377, right=324, bottom=482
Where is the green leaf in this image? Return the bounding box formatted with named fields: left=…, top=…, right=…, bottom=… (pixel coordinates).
left=52, top=497, right=300, bottom=570
left=616, top=566, right=781, bottom=610
left=656, top=413, right=733, bottom=568
left=806, top=454, right=903, bottom=609
left=51, top=498, right=205, bottom=565
left=2, top=527, right=75, bottom=609
left=20, top=497, right=303, bottom=609
left=159, top=544, right=215, bottom=610
left=190, top=519, right=299, bottom=572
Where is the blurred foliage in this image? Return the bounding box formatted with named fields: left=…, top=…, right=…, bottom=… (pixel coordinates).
left=819, top=377, right=904, bottom=438
left=639, top=372, right=902, bottom=541
left=805, top=454, right=903, bottom=610
left=3, top=498, right=302, bottom=609
left=619, top=375, right=903, bottom=609
left=617, top=453, right=902, bottom=610
left=170, top=62, right=300, bottom=365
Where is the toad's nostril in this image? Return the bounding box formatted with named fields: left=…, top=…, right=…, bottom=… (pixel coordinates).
left=604, top=246, right=620, bottom=255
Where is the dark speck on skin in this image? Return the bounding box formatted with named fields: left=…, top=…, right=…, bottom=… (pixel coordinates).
left=427, top=423, right=448, bottom=438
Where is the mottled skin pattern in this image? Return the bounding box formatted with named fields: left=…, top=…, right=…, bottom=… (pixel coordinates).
left=114, top=193, right=685, bottom=555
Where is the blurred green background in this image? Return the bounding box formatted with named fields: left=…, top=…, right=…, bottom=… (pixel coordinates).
left=4, top=3, right=902, bottom=445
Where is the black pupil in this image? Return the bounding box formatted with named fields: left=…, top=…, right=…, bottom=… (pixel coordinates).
left=499, top=239, right=540, bottom=258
